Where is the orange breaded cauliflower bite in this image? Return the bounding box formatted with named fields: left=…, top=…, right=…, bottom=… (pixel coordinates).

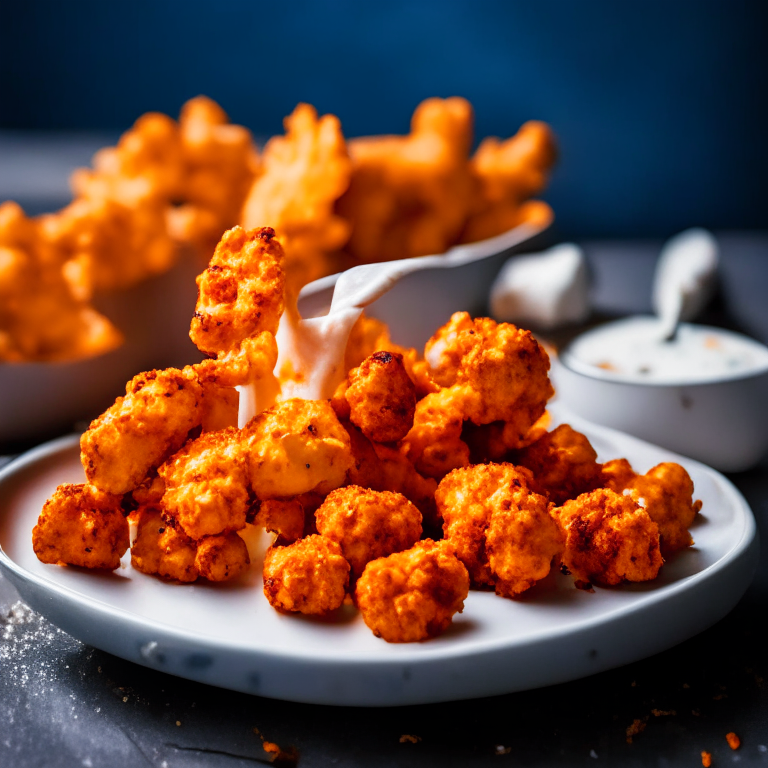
left=485, top=484, right=562, bottom=598
left=513, top=424, right=604, bottom=505
left=131, top=506, right=199, bottom=582
left=343, top=350, right=417, bottom=443
left=243, top=398, right=353, bottom=499
left=80, top=366, right=203, bottom=495
left=195, top=533, right=250, bottom=582
left=158, top=427, right=250, bottom=540
left=315, top=486, right=422, bottom=580
left=190, top=225, right=285, bottom=357
left=253, top=499, right=306, bottom=544
left=355, top=539, right=469, bottom=643
left=33, top=484, right=129, bottom=571
left=263, top=535, right=350, bottom=615
left=556, top=488, right=663, bottom=587
left=435, top=462, right=535, bottom=587
left=441, top=314, right=553, bottom=433
left=400, top=387, right=470, bottom=480
left=604, top=461, right=701, bottom=556
left=402, top=312, right=554, bottom=480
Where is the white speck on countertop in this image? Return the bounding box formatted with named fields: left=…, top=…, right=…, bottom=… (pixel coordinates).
left=590, top=749, right=598, bottom=758
left=758, top=744, right=767, bottom=752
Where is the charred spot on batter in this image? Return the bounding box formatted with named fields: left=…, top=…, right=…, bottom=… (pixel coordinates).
left=372, top=350, right=394, bottom=364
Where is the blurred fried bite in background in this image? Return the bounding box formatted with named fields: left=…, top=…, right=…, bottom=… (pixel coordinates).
left=241, top=103, right=353, bottom=293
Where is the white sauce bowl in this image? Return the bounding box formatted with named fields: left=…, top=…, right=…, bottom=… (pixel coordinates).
left=551, top=317, right=768, bottom=472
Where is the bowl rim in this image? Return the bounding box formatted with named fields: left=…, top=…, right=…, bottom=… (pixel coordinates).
left=557, top=319, right=768, bottom=388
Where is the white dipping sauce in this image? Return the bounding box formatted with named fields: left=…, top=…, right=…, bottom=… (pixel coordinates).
left=562, top=316, right=768, bottom=385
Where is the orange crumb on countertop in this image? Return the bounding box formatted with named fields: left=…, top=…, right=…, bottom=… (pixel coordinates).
left=400, top=735, right=422, bottom=744
left=701, top=750, right=712, bottom=767
left=261, top=740, right=299, bottom=766
left=726, top=732, right=741, bottom=750
left=626, top=718, right=647, bottom=744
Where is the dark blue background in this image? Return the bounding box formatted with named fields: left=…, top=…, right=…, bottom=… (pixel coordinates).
left=1, top=1, right=766, bottom=238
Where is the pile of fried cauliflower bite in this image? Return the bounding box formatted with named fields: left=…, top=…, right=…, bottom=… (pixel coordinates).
left=33, top=226, right=702, bottom=643
left=3, top=95, right=555, bottom=362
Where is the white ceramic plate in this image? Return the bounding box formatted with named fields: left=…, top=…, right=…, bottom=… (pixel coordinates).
left=0, top=403, right=757, bottom=706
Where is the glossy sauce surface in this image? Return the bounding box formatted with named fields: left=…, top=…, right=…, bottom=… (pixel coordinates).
left=562, top=316, right=768, bottom=384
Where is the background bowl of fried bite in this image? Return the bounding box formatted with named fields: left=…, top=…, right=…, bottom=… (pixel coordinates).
left=1, top=94, right=556, bottom=446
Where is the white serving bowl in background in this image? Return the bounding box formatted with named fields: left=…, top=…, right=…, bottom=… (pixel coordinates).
left=298, top=215, right=551, bottom=350
left=551, top=319, right=768, bottom=472
left=0, top=253, right=203, bottom=446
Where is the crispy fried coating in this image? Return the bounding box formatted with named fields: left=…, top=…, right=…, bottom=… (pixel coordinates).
left=462, top=411, right=552, bottom=464
left=337, top=97, right=475, bottom=264
left=190, top=225, right=285, bottom=357
left=344, top=313, right=393, bottom=372
left=400, top=387, right=471, bottom=479
left=343, top=313, right=437, bottom=397
left=423, top=309, right=476, bottom=386
left=262, top=535, right=350, bottom=614
left=159, top=428, right=249, bottom=540
left=71, top=96, right=258, bottom=267
left=315, top=486, right=422, bottom=580
left=241, top=103, right=352, bottom=291
left=130, top=506, right=198, bottom=582
left=355, top=539, right=469, bottom=643
left=71, top=111, right=183, bottom=206
left=130, top=473, right=166, bottom=507
left=44, top=193, right=177, bottom=293
left=198, top=380, right=239, bottom=431
left=254, top=499, right=305, bottom=543
left=556, top=489, right=663, bottom=587
left=418, top=313, right=554, bottom=470
left=425, top=312, right=554, bottom=439
left=485, top=485, right=562, bottom=597
left=195, top=331, right=279, bottom=389
left=169, top=96, right=259, bottom=255
left=0, top=202, right=122, bottom=362
left=243, top=398, right=353, bottom=499
left=81, top=366, right=203, bottom=495
left=604, top=461, right=701, bottom=556
left=344, top=350, right=417, bottom=443
left=195, top=532, right=250, bottom=582
left=461, top=121, right=557, bottom=243
left=341, top=420, right=438, bottom=525
left=436, top=462, right=535, bottom=586
left=32, top=483, right=128, bottom=570
left=62, top=111, right=180, bottom=291
left=292, top=492, right=326, bottom=537
left=513, top=424, right=604, bottom=505
left=601, top=458, right=637, bottom=490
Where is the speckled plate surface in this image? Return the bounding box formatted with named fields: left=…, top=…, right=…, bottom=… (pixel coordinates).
left=0, top=404, right=757, bottom=706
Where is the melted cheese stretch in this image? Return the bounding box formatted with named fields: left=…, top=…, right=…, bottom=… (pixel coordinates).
left=562, top=317, right=768, bottom=385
